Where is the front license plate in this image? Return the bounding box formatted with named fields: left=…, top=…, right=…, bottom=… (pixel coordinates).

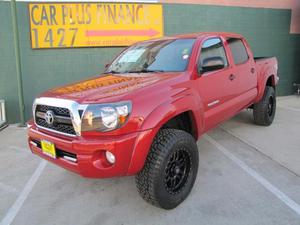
left=41, top=140, right=56, bottom=159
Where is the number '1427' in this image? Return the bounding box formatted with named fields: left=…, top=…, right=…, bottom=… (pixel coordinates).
left=31, top=28, right=78, bottom=48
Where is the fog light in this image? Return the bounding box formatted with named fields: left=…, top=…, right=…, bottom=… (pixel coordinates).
left=105, top=151, right=115, bottom=164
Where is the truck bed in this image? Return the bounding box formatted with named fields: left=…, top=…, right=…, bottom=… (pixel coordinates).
left=254, top=56, right=278, bottom=87
left=254, top=56, right=277, bottom=70
left=254, top=56, right=276, bottom=61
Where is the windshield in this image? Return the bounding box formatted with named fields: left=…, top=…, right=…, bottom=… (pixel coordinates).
left=107, top=39, right=195, bottom=74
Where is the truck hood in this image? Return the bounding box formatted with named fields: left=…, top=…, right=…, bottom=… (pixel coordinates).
left=41, top=72, right=182, bottom=104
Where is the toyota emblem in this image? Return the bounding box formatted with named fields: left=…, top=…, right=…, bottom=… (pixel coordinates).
left=45, top=110, right=55, bottom=125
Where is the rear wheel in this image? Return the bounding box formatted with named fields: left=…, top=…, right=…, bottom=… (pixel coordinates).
left=253, top=86, right=276, bottom=126
left=135, top=129, right=198, bottom=209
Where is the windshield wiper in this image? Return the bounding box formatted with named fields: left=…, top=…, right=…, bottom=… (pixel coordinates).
left=126, top=69, right=165, bottom=73
left=103, top=70, right=121, bottom=74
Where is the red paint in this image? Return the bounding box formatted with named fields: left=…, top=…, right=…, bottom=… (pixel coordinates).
left=27, top=32, right=278, bottom=178
left=85, top=29, right=160, bottom=37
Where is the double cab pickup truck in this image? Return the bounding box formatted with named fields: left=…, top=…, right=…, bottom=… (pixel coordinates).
left=28, top=32, right=278, bottom=209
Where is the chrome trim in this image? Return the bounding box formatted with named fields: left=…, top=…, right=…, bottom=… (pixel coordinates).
left=36, top=111, right=45, bottom=119
left=207, top=100, right=220, bottom=107
left=30, top=141, right=37, bottom=147
left=33, top=97, right=88, bottom=136
left=63, top=155, right=77, bottom=163
left=36, top=111, right=72, bottom=125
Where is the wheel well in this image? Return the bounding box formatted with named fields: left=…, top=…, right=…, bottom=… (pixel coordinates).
left=162, top=111, right=197, bottom=139
left=266, top=75, right=275, bottom=87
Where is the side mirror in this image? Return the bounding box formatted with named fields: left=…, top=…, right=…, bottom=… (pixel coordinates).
left=199, top=56, right=225, bottom=74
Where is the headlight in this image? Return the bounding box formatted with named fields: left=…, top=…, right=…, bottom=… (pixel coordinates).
left=81, top=101, right=132, bottom=132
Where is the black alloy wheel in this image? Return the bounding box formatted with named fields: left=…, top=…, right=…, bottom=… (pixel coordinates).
left=136, top=129, right=199, bottom=209
left=164, top=148, right=191, bottom=195
left=253, top=86, right=276, bottom=126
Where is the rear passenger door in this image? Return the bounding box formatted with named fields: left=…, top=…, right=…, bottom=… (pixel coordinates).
left=227, top=38, right=257, bottom=107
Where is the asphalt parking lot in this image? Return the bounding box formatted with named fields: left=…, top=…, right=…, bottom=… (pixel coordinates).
left=0, top=96, right=299, bottom=225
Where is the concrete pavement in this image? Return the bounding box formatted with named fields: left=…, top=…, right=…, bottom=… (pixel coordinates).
left=221, top=95, right=300, bottom=175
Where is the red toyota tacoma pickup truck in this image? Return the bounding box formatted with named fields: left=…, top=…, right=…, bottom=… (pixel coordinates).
left=27, top=32, right=278, bottom=209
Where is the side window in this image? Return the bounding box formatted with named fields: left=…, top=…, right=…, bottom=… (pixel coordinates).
left=198, top=38, right=228, bottom=74
left=227, top=38, right=249, bottom=65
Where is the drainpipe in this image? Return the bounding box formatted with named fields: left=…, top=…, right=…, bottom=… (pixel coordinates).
left=10, top=0, right=25, bottom=126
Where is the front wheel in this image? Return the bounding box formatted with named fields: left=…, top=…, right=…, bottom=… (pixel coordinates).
left=253, top=86, right=276, bottom=126
left=135, top=129, right=199, bottom=209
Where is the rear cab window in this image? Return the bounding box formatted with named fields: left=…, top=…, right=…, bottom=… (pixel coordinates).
left=227, top=38, right=249, bottom=65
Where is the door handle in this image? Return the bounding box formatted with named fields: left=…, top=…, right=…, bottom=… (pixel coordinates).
left=229, top=74, right=235, bottom=81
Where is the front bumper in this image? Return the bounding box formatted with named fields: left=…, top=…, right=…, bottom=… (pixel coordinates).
left=28, top=124, right=147, bottom=178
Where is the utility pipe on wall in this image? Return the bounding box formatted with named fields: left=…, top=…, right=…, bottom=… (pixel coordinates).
left=10, top=0, right=25, bottom=126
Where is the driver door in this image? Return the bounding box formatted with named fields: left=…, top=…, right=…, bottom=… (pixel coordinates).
left=196, top=37, right=238, bottom=131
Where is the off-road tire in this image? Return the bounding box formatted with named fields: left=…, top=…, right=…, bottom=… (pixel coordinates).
left=253, top=86, right=276, bottom=126
left=135, top=129, right=198, bottom=209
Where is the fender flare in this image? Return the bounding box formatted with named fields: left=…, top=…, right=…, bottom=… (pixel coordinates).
left=126, top=94, right=204, bottom=175
left=255, top=69, right=276, bottom=103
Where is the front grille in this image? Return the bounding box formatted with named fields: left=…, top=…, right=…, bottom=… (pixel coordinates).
left=35, top=105, right=76, bottom=136
left=36, top=105, right=70, bottom=117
